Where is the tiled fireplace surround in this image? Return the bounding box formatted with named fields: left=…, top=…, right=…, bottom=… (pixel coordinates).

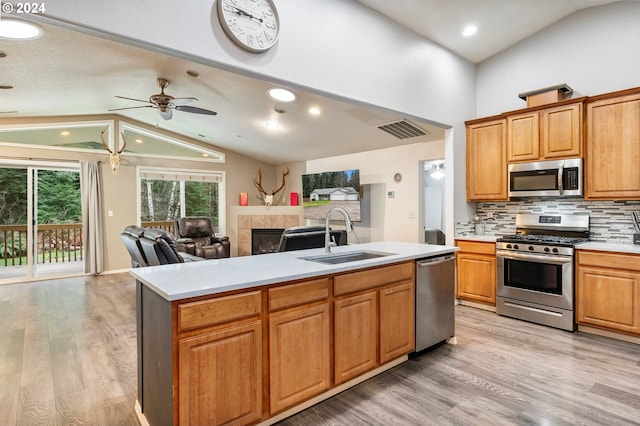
left=229, top=206, right=303, bottom=257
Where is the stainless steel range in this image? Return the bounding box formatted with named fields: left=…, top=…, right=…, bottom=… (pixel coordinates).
left=496, top=213, right=589, bottom=331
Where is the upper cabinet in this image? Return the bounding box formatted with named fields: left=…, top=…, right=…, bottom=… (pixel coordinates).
left=506, top=100, right=584, bottom=163
left=466, top=116, right=508, bottom=202
left=585, top=88, right=640, bottom=200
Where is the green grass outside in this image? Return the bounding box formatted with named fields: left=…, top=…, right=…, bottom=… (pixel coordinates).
left=0, top=249, right=83, bottom=267
left=303, top=200, right=331, bottom=207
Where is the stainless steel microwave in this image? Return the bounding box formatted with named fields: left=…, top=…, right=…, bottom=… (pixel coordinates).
left=508, top=158, right=583, bottom=198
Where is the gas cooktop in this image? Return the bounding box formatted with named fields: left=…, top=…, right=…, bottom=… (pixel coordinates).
left=497, top=234, right=589, bottom=246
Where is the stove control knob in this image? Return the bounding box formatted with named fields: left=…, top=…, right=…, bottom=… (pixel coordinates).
left=552, top=248, right=559, bottom=253
left=544, top=247, right=550, bottom=252
left=528, top=246, right=534, bottom=251
left=506, top=244, right=512, bottom=249
left=513, top=244, right=519, bottom=250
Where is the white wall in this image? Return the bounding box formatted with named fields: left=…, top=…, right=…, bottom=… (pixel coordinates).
left=38, top=0, right=476, bottom=225
left=476, top=1, right=640, bottom=116
left=306, top=141, right=445, bottom=243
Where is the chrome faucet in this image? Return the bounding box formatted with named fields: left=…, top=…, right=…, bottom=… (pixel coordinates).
left=325, top=207, right=353, bottom=253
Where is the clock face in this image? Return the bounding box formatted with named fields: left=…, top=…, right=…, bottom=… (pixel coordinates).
left=217, top=0, right=280, bottom=53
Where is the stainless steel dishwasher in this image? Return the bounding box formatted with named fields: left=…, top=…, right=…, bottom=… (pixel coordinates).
left=414, top=253, right=456, bottom=353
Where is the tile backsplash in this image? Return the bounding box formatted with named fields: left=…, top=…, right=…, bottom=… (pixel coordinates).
left=456, top=198, right=640, bottom=244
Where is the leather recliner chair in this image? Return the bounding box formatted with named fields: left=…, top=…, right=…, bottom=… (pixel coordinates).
left=120, top=225, right=149, bottom=267
left=174, top=217, right=231, bottom=259
left=138, top=228, right=202, bottom=266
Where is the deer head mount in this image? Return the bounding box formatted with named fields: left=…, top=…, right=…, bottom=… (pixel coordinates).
left=253, top=167, right=290, bottom=209
left=100, top=129, right=127, bottom=174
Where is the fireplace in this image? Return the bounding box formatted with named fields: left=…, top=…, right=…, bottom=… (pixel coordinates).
left=252, top=228, right=284, bottom=255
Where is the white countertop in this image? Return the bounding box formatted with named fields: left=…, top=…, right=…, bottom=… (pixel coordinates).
left=576, top=241, right=640, bottom=255
left=131, top=241, right=458, bottom=301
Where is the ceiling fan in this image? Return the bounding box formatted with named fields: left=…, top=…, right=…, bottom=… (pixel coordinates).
left=109, top=77, right=217, bottom=120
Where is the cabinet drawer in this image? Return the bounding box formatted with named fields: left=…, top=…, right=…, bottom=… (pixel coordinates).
left=577, top=250, right=640, bottom=272
left=178, top=291, right=261, bottom=332
left=334, top=262, right=413, bottom=296
left=456, top=240, right=496, bottom=255
left=268, top=278, right=330, bottom=311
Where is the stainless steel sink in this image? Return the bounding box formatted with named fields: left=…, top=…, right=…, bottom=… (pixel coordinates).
left=300, top=250, right=394, bottom=265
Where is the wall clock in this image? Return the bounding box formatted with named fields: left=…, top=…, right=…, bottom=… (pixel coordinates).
left=217, top=0, right=280, bottom=53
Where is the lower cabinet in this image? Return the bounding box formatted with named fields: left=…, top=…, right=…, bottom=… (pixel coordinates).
left=576, top=250, right=640, bottom=335
left=178, top=321, right=263, bottom=426
left=334, top=262, right=416, bottom=385
left=269, top=302, right=331, bottom=413
left=455, top=240, right=496, bottom=305
left=141, top=261, right=419, bottom=426
left=334, top=291, right=378, bottom=385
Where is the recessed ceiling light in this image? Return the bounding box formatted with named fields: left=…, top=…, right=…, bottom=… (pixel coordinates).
left=60, top=131, right=70, bottom=136
left=462, top=25, right=477, bottom=37
left=309, top=106, right=321, bottom=116
left=0, top=19, right=44, bottom=40
left=186, top=70, right=200, bottom=78
left=202, top=153, right=209, bottom=157
left=264, top=120, right=281, bottom=130
left=268, top=88, right=296, bottom=102
left=135, top=139, right=143, bottom=144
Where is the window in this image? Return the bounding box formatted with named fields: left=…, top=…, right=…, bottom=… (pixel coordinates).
left=138, top=168, right=225, bottom=233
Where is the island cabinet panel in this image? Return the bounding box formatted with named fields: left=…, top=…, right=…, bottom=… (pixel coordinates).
left=455, top=240, right=496, bottom=305
left=334, top=291, right=378, bottom=385
left=576, top=251, right=640, bottom=335
left=379, top=281, right=415, bottom=364
left=466, top=116, right=508, bottom=201
left=177, top=321, right=263, bottom=426
left=268, top=278, right=329, bottom=311
left=586, top=90, right=640, bottom=199
left=333, top=261, right=413, bottom=296
left=269, top=302, right=331, bottom=414
left=178, top=290, right=261, bottom=332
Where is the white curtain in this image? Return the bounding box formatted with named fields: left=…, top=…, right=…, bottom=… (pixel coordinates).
left=80, top=161, right=104, bottom=275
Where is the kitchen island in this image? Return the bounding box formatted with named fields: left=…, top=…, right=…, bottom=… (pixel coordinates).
left=131, top=241, right=457, bottom=426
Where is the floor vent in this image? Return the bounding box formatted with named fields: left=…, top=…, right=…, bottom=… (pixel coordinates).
left=377, top=120, right=428, bottom=139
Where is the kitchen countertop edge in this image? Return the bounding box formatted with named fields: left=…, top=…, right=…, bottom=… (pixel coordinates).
left=576, top=241, right=640, bottom=255
left=130, top=241, right=458, bottom=301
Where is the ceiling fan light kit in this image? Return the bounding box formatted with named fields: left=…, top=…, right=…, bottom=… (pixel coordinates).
left=110, top=78, right=218, bottom=120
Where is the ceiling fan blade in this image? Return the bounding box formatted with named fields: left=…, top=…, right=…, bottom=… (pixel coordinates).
left=175, top=105, right=218, bottom=116
left=171, top=97, right=197, bottom=106
left=159, top=109, right=173, bottom=120
left=108, top=105, right=156, bottom=112
left=115, top=95, right=153, bottom=104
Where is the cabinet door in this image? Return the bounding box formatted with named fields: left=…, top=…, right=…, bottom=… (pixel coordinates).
left=334, top=291, right=378, bottom=385
left=269, top=303, right=331, bottom=414
left=178, top=321, right=262, bottom=426
left=541, top=102, right=582, bottom=159
left=586, top=93, right=640, bottom=199
left=466, top=118, right=508, bottom=201
left=577, top=266, right=640, bottom=335
left=507, top=112, right=539, bottom=162
left=379, top=281, right=415, bottom=364
left=456, top=253, right=496, bottom=305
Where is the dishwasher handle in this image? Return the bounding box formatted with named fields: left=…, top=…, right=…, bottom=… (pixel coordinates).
left=417, top=253, right=456, bottom=267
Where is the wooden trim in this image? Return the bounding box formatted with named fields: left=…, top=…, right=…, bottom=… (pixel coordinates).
left=503, top=97, right=587, bottom=115
left=465, top=113, right=505, bottom=126
left=178, top=290, right=261, bottom=332
left=455, top=240, right=496, bottom=255
left=334, top=261, right=413, bottom=297
left=268, top=278, right=329, bottom=311
left=584, top=86, right=640, bottom=103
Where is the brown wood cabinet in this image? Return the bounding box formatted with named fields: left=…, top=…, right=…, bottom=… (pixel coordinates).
left=137, top=259, right=422, bottom=426
left=178, top=321, right=263, bottom=426
left=576, top=250, right=640, bottom=336
left=455, top=240, right=496, bottom=305
left=379, top=281, right=415, bottom=364
left=465, top=116, right=508, bottom=202
left=334, top=262, right=415, bottom=384
left=585, top=88, right=640, bottom=199
left=506, top=101, right=583, bottom=163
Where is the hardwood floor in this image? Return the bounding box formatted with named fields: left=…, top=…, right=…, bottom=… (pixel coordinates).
left=1, top=273, right=639, bottom=425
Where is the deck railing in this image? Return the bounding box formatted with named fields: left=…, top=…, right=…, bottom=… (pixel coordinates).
left=1, top=220, right=175, bottom=267
left=0, top=223, right=83, bottom=266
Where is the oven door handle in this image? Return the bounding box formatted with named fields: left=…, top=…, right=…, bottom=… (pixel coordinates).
left=496, top=250, right=572, bottom=265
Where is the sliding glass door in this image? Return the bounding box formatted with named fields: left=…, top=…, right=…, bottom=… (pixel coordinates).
left=0, top=164, right=82, bottom=282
